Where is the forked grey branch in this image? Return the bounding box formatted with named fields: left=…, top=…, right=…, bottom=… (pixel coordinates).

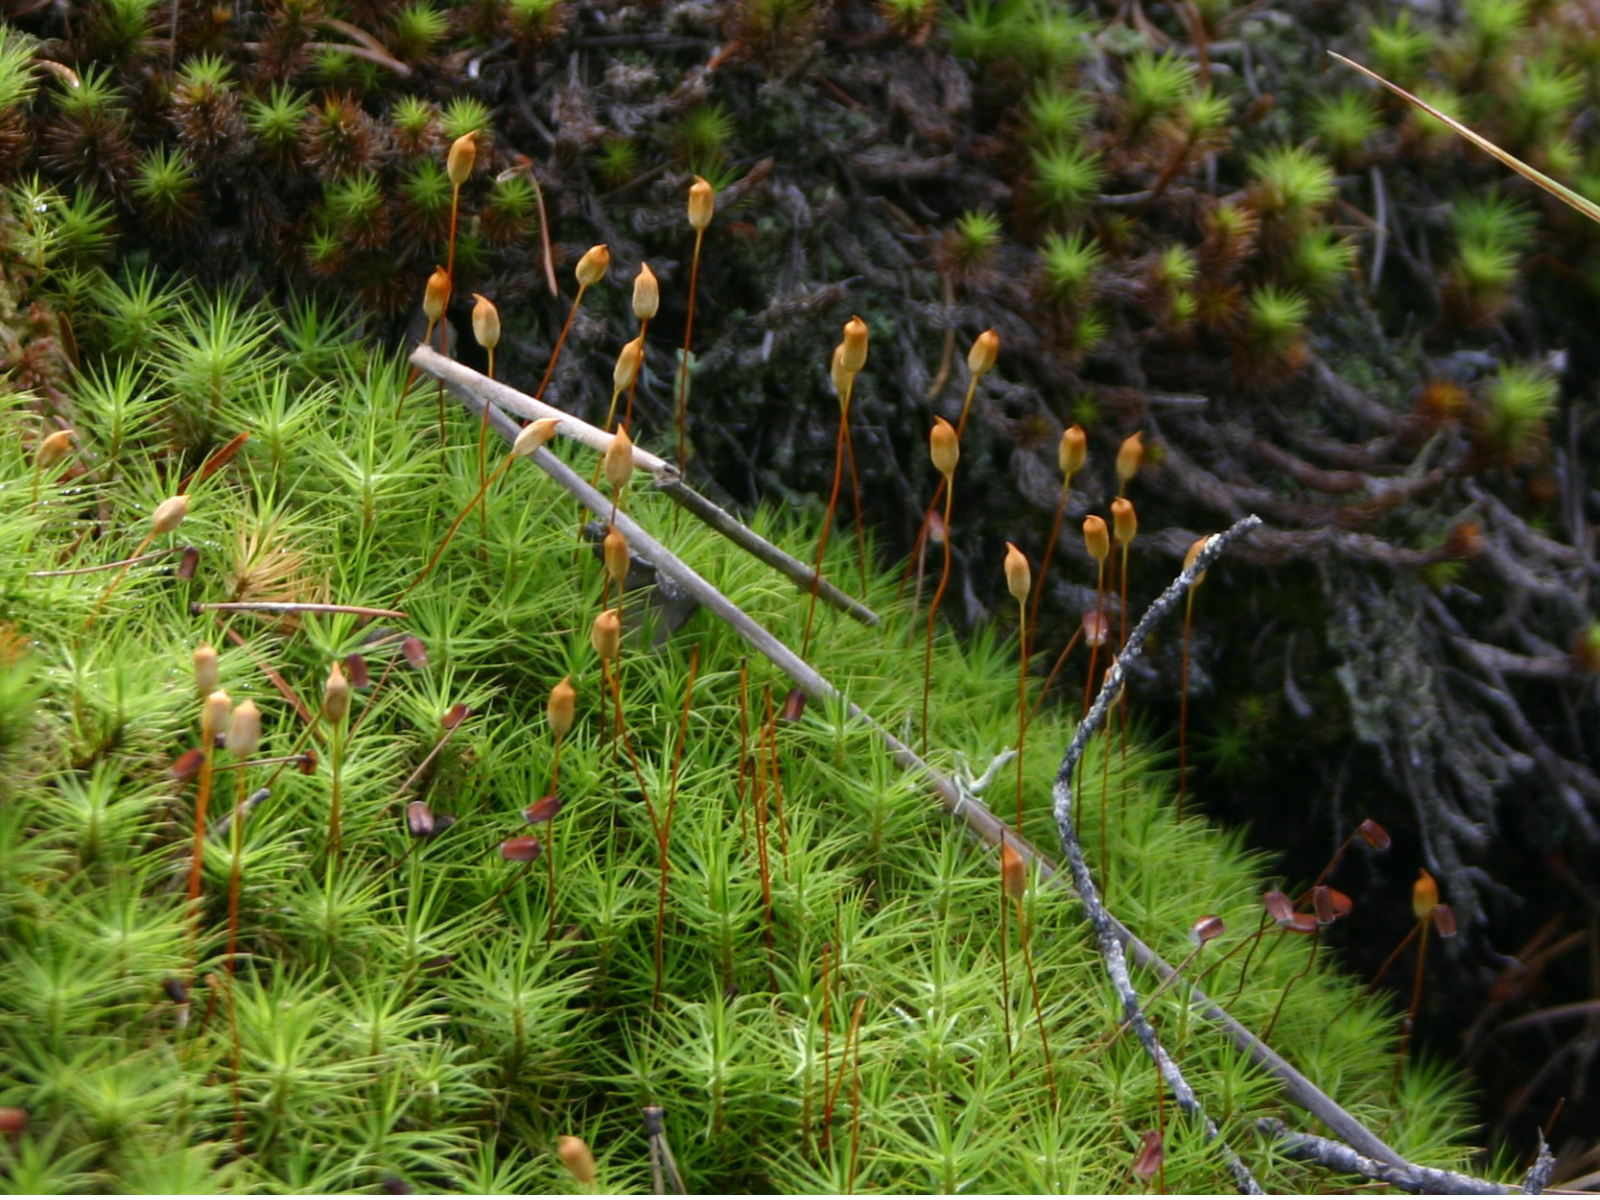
left=1052, top=517, right=1266, bottom=1195
left=456, top=391, right=1414, bottom=1187
left=409, top=344, right=878, bottom=628
left=1257, top=1119, right=1544, bottom=1195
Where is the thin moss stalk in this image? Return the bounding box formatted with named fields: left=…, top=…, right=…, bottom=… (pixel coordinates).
left=763, top=683, right=788, bottom=864
left=1004, top=842, right=1056, bottom=1107
left=402, top=418, right=559, bottom=600
left=187, top=688, right=232, bottom=919
left=678, top=178, right=713, bottom=464
left=536, top=243, right=610, bottom=401
left=1027, top=425, right=1086, bottom=659
left=223, top=698, right=260, bottom=1152
left=322, top=661, right=350, bottom=871
left=655, top=645, right=699, bottom=1009
left=86, top=493, right=189, bottom=630
left=624, top=262, right=657, bottom=431
left=803, top=318, right=868, bottom=659
left=902, top=330, right=999, bottom=611
left=470, top=292, right=501, bottom=548
left=922, top=416, right=958, bottom=755
left=1004, top=542, right=1031, bottom=834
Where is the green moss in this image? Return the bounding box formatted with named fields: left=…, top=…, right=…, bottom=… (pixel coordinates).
left=440, top=96, right=492, bottom=144
left=247, top=84, right=310, bottom=163
left=1038, top=227, right=1104, bottom=305
left=1480, top=361, right=1557, bottom=458
left=1024, top=84, right=1093, bottom=145
left=0, top=249, right=1488, bottom=1192
left=389, top=2, right=449, bottom=62
left=1031, top=141, right=1105, bottom=224
left=676, top=102, right=737, bottom=177
left=1308, top=90, right=1380, bottom=167
left=594, top=136, right=639, bottom=186
left=130, top=146, right=197, bottom=229
left=1248, top=144, right=1337, bottom=229
left=0, top=26, right=37, bottom=116
left=1123, top=50, right=1195, bottom=131
left=1368, top=10, right=1435, bottom=87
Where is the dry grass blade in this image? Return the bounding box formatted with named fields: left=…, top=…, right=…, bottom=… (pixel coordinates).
left=1329, top=52, right=1600, bottom=226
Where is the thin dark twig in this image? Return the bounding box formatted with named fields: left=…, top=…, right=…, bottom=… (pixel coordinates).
left=1051, top=516, right=1265, bottom=1196
left=28, top=547, right=183, bottom=577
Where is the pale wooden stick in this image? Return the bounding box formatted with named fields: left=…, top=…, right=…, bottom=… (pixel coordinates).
left=457, top=389, right=1410, bottom=1172
left=410, top=345, right=877, bottom=628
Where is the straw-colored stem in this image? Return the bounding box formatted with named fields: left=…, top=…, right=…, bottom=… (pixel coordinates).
left=1030, top=625, right=1084, bottom=724
left=921, top=482, right=954, bottom=757
left=678, top=228, right=705, bottom=465
left=898, top=374, right=981, bottom=605
left=1015, top=604, right=1028, bottom=835
left=440, top=183, right=462, bottom=445
left=226, top=766, right=247, bottom=1151
left=623, top=317, right=649, bottom=431
left=802, top=380, right=854, bottom=658
left=841, top=417, right=869, bottom=599
left=603, top=656, right=654, bottom=838
left=1100, top=718, right=1113, bottom=898
left=752, top=716, right=775, bottom=984
left=445, top=184, right=461, bottom=282
left=600, top=385, right=625, bottom=438
left=1226, top=914, right=1274, bottom=1008
left=764, top=685, right=789, bottom=863
left=1263, top=930, right=1320, bottom=1045
left=999, top=845, right=1014, bottom=1078
left=396, top=317, right=438, bottom=419
left=1013, top=892, right=1056, bottom=1106
left=1298, top=834, right=1358, bottom=904
left=816, top=941, right=832, bottom=1156
left=28, top=548, right=182, bottom=578
left=545, top=734, right=563, bottom=945
left=477, top=345, right=496, bottom=550
left=435, top=317, right=448, bottom=445
left=825, top=995, right=866, bottom=1154
left=737, top=659, right=750, bottom=852
left=326, top=717, right=344, bottom=870
left=1083, top=560, right=1106, bottom=721
left=30, top=458, right=43, bottom=511
left=402, top=451, right=516, bottom=600
left=534, top=284, right=588, bottom=401
left=1178, top=589, right=1196, bottom=821
left=846, top=1013, right=865, bottom=1196
left=85, top=528, right=157, bottom=630
left=186, top=704, right=218, bottom=912
left=1027, top=479, right=1072, bottom=658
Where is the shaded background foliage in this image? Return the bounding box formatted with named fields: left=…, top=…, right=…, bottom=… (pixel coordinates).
left=4, top=0, right=1600, bottom=1167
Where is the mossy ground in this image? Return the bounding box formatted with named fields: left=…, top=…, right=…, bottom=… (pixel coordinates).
left=0, top=272, right=1493, bottom=1193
